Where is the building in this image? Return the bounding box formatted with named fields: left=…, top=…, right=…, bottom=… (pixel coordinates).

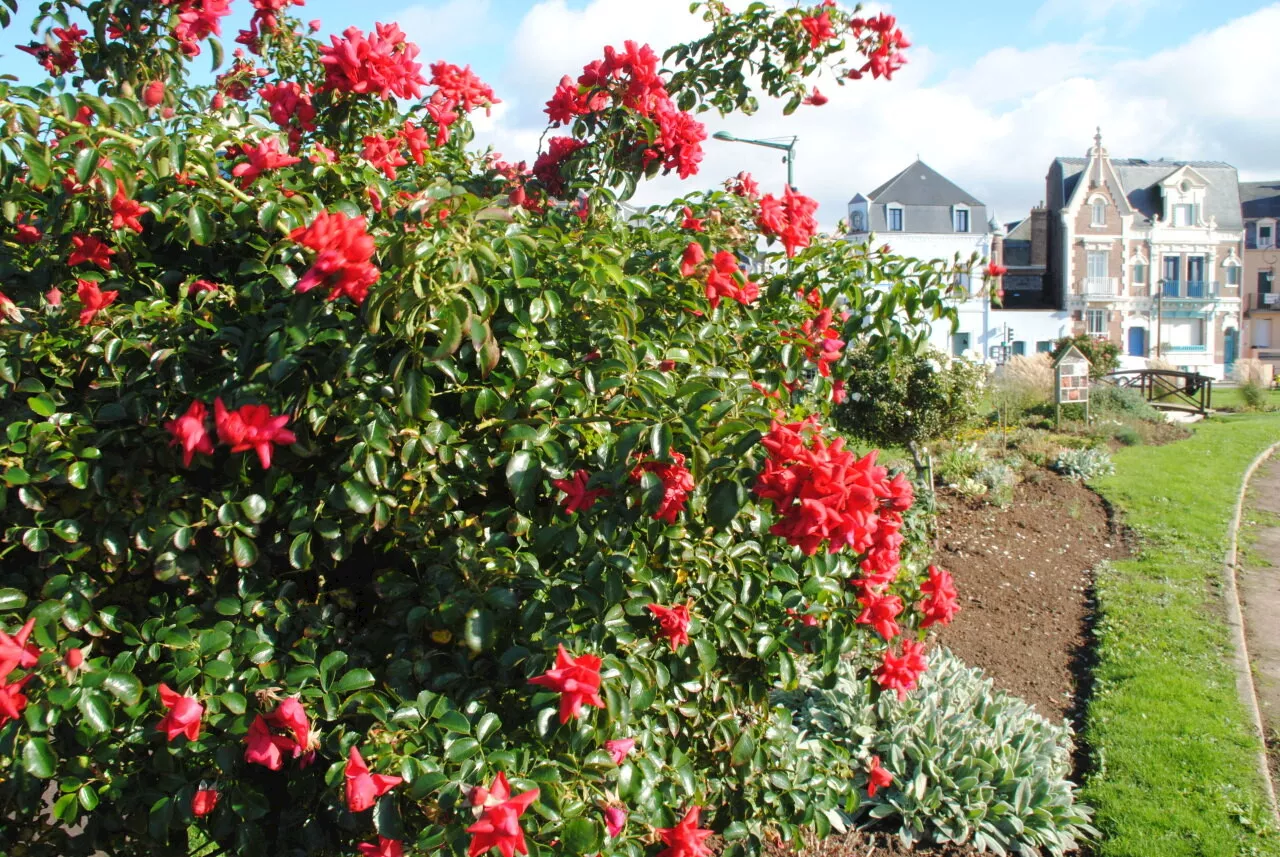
left=847, top=160, right=1069, bottom=362
left=1045, top=131, right=1244, bottom=379
left=1240, top=181, right=1280, bottom=370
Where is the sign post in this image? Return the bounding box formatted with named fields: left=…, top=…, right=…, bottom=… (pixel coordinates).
left=1054, top=345, right=1092, bottom=429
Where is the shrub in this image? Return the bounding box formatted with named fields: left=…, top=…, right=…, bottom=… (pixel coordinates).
left=832, top=348, right=987, bottom=467
left=1089, top=383, right=1160, bottom=422
left=1052, top=448, right=1115, bottom=481
left=776, top=648, right=1098, bottom=854
left=1240, top=382, right=1268, bottom=411
left=1232, top=357, right=1273, bottom=388
left=935, top=443, right=988, bottom=485
left=973, top=462, right=1016, bottom=507
left=1051, top=335, right=1119, bottom=379
left=0, top=3, right=971, bottom=857
left=1112, top=424, right=1142, bottom=447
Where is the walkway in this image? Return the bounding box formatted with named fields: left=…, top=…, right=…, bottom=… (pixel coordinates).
left=1241, top=456, right=1280, bottom=794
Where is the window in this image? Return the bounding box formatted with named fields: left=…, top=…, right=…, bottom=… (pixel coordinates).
left=1174, top=204, right=1194, bottom=227
left=850, top=211, right=863, bottom=232
left=1086, top=309, right=1106, bottom=335
left=1163, top=256, right=1181, bottom=296
left=1186, top=256, right=1205, bottom=297
left=1012, top=341, right=1026, bottom=356
left=1086, top=250, right=1109, bottom=293
left=1261, top=271, right=1274, bottom=295
left=1166, top=318, right=1204, bottom=348
left=1256, top=319, right=1272, bottom=349
left=1091, top=201, right=1106, bottom=226
left=951, top=332, right=970, bottom=356
left=1133, top=262, right=1146, bottom=284
left=1260, top=224, right=1275, bottom=248
left=1036, top=340, right=1054, bottom=354
left=1226, top=265, right=1240, bottom=286
left=954, top=208, right=969, bottom=233
left=887, top=206, right=903, bottom=231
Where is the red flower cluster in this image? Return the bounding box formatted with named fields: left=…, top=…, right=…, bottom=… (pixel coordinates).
left=782, top=307, right=845, bottom=376
left=552, top=469, right=607, bottom=515
left=856, top=590, right=903, bottom=640
left=656, top=807, right=713, bottom=857
left=319, top=23, right=426, bottom=100
left=528, top=644, right=605, bottom=724
left=13, top=214, right=41, bottom=245
left=110, top=182, right=147, bottom=233
left=756, top=185, right=819, bottom=257
left=0, top=617, right=39, bottom=728
left=648, top=602, right=692, bottom=651
left=259, top=81, right=317, bottom=142
left=630, top=450, right=695, bottom=523
left=290, top=210, right=380, bottom=304
left=680, top=206, right=705, bottom=231
left=647, top=99, right=707, bottom=179
left=192, top=788, right=220, bottom=817
left=18, top=24, right=85, bottom=75
left=753, top=420, right=913, bottom=557
left=858, top=472, right=913, bottom=590
left=919, top=565, right=960, bottom=628
left=467, top=772, right=539, bottom=857
left=238, top=0, right=304, bottom=53
left=545, top=75, right=610, bottom=125
left=848, top=13, right=910, bottom=81
left=531, top=136, right=588, bottom=198
left=68, top=234, right=114, bottom=271
left=231, top=137, right=302, bottom=186
left=800, top=9, right=836, bottom=49
left=168, top=0, right=233, bottom=57
left=244, top=697, right=314, bottom=770
left=985, top=261, right=1008, bottom=279
left=76, top=279, right=118, bottom=326
left=866, top=755, right=893, bottom=796
left=430, top=61, right=500, bottom=114
left=703, top=251, right=759, bottom=309
left=604, top=738, right=635, bottom=764
left=156, top=684, right=204, bottom=741
left=361, top=133, right=408, bottom=180
left=727, top=171, right=760, bottom=198
left=214, top=397, right=297, bottom=469
left=358, top=838, right=403, bottom=857
left=875, top=638, right=927, bottom=700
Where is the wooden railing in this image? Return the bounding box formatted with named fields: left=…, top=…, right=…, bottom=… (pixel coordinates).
left=1101, top=369, right=1213, bottom=415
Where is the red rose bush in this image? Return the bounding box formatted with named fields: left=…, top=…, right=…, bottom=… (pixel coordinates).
left=0, top=1, right=1002, bottom=856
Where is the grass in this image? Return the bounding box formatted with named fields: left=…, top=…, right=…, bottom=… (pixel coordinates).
left=1212, top=386, right=1280, bottom=412
left=1083, top=411, right=1280, bottom=856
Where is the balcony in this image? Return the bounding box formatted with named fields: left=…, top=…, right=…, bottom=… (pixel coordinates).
left=1162, top=344, right=1208, bottom=353
left=1082, top=276, right=1117, bottom=296
left=1246, top=293, right=1280, bottom=313
left=1159, top=281, right=1220, bottom=299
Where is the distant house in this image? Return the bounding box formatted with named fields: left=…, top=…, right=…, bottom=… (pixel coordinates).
left=847, top=159, right=1068, bottom=362
left=1240, top=181, right=1280, bottom=371
left=1045, top=130, right=1244, bottom=379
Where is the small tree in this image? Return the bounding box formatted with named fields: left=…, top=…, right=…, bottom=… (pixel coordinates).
left=832, top=346, right=987, bottom=476
left=1051, top=334, right=1118, bottom=379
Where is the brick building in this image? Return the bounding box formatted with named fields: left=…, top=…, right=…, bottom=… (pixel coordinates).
left=1240, top=180, right=1280, bottom=370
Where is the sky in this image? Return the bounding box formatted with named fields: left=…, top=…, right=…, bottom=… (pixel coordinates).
left=3, top=0, right=1279, bottom=228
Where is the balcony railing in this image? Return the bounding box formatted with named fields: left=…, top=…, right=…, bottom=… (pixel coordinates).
left=1163, top=344, right=1208, bottom=353
left=1246, top=293, right=1280, bottom=311
left=1083, top=276, right=1116, bottom=296
left=1160, top=281, right=1220, bottom=299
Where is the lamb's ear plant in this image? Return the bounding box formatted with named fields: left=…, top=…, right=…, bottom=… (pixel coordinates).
left=777, top=648, right=1098, bottom=855
left=1053, top=448, right=1116, bottom=481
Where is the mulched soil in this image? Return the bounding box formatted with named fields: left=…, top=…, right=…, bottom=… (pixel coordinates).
left=932, top=470, right=1131, bottom=722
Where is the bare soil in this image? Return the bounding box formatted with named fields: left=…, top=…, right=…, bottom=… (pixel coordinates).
left=932, top=470, right=1131, bottom=722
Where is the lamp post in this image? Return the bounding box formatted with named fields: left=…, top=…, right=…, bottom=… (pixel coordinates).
left=711, top=131, right=798, bottom=188
left=1155, top=277, right=1164, bottom=362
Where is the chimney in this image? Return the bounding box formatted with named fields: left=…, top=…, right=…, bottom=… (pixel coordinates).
left=1030, top=203, right=1048, bottom=267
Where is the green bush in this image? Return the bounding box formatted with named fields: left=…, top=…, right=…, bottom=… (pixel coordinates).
left=0, top=3, right=970, bottom=856
left=973, top=462, right=1016, bottom=507
left=777, top=648, right=1097, bottom=854
left=1052, top=448, right=1115, bottom=481
left=1240, top=381, right=1268, bottom=412
left=833, top=348, right=987, bottom=462
left=1089, top=384, right=1160, bottom=422
left=935, top=443, right=988, bottom=486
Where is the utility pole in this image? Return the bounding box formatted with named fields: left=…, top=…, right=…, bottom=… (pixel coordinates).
left=1155, top=278, right=1164, bottom=361
left=711, top=132, right=798, bottom=188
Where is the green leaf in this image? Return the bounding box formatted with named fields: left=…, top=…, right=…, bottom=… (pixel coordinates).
left=3, top=467, right=30, bottom=486
left=706, top=481, right=744, bottom=529
left=444, top=737, right=480, bottom=762
left=561, top=817, right=602, bottom=855
left=27, top=394, right=55, bottom=417
left=241, top=494, right=268, bottom=523
left=103, top=672, right=142, bottom=706
left=730, top=730, right=756, bottom=766
left=187, top=205, right=213, bottom=246
left=463, top=608, right=496, bottom=653
left=343, top=480, right=375, bottom=514
left=476, top=712, right=502, bottom=743
left=22, top=143, right=51, bottom=189
left=373, top=793, right=407, bottom=839
left=78, top=784, right=100, bottom=811
left=332, top=669, right=375, bottom=694
left=289, top=533, right=313, bottom=569
left=78, top=690, right=112, bottom=732
left=23, top=737, right=55, bottom=777
left=221, top=691, right=247, bottom=715
left=505, top=451, right=541, bottom=504
left=67, top=461, right=89, bottom=490
left=73, top=146, right=98, bottom=186
left=0, top=589, right=28, bottom=611
left=402, top=370, right=431, bottom=420
left=650, top=423, right=672, bottom=460
left=22, top=529, right=48, bottom=552
left=437, top=710, right=470, bottom=733
left=231, top=536, right=258, bottom=568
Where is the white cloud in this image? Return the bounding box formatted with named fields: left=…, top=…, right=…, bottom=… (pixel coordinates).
left=396, top=0, right=496, bottom=63
left=470, top=0, right=1280, bottom=229
left=1032, top=0, right=1161, bottom=30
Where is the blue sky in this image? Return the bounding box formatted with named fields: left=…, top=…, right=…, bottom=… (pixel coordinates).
left=3, top=1, right=1279, bottom=225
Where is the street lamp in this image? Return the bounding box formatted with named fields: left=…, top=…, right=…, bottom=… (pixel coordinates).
left=711, top=131, right=798, bottom=188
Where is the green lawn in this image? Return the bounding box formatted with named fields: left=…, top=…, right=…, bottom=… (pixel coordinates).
left=1211, top=385, right=1280, bottom=412
left=1083, top=412, right=1280, bottom=856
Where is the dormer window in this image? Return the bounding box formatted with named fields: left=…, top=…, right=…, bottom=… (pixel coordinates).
left=850, top=210, right=864, bottom=232
left=887, top=205, right=903, bottom=232
left=1091, top=200, right=1106, bottom=226
left=1173, top=204, right=1196, bottom=227
left=953, top=206, right=969, bottom=233
left=1259, top=221, right=1275, bottom=248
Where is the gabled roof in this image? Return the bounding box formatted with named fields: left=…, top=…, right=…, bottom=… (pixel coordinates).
left=867, top=159, right=984, bottom=207
left=1241, top=180, right=1280, bottom=220
left=1054, top=156, right=1242, bottom=230
left=848, top=192, right=869, bottom=204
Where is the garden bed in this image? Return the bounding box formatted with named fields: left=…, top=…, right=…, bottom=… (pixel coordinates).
left=932, top=471, right=1131, bottom=722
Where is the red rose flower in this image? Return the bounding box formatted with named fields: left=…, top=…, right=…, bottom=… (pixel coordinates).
left=680, top=242, right=705, bottom=278
left=630, top=451, right=694, bottom=523
left=528, top=644, right=605, bottom=724
left=467, top=772, right=540, bottom=857
left=68, top=234, right=114, bottom=270
left=290, top=210, right=380, bottom=304
left=192, top=788, right=219, bottom=817
left=856, top=589, right=903, bottom=640
left=213, top=397, right=297, bottom=469
left=76, top=279, right=118, bottom=326
left=552, top=469, right=606, bottom=515
left=866, top=755, right=893, bottom=797
left=358, top=838, right=404, bottom=857
left=647, top=602, right=692, bottom=651
left=0, top=617, right=39, bottom=678
left=919, top=565, right=959, bottom=628
left=874, top=639, right=927, bottom=700
left=165, top=400, right=215, bottom=468
left=345, top=745, right=403, bottom=812
left=156, top=683, right=204, bottom=742
left=604, top=737, right=635, bottom=764
left=656, top=807, right=713, bottom=857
